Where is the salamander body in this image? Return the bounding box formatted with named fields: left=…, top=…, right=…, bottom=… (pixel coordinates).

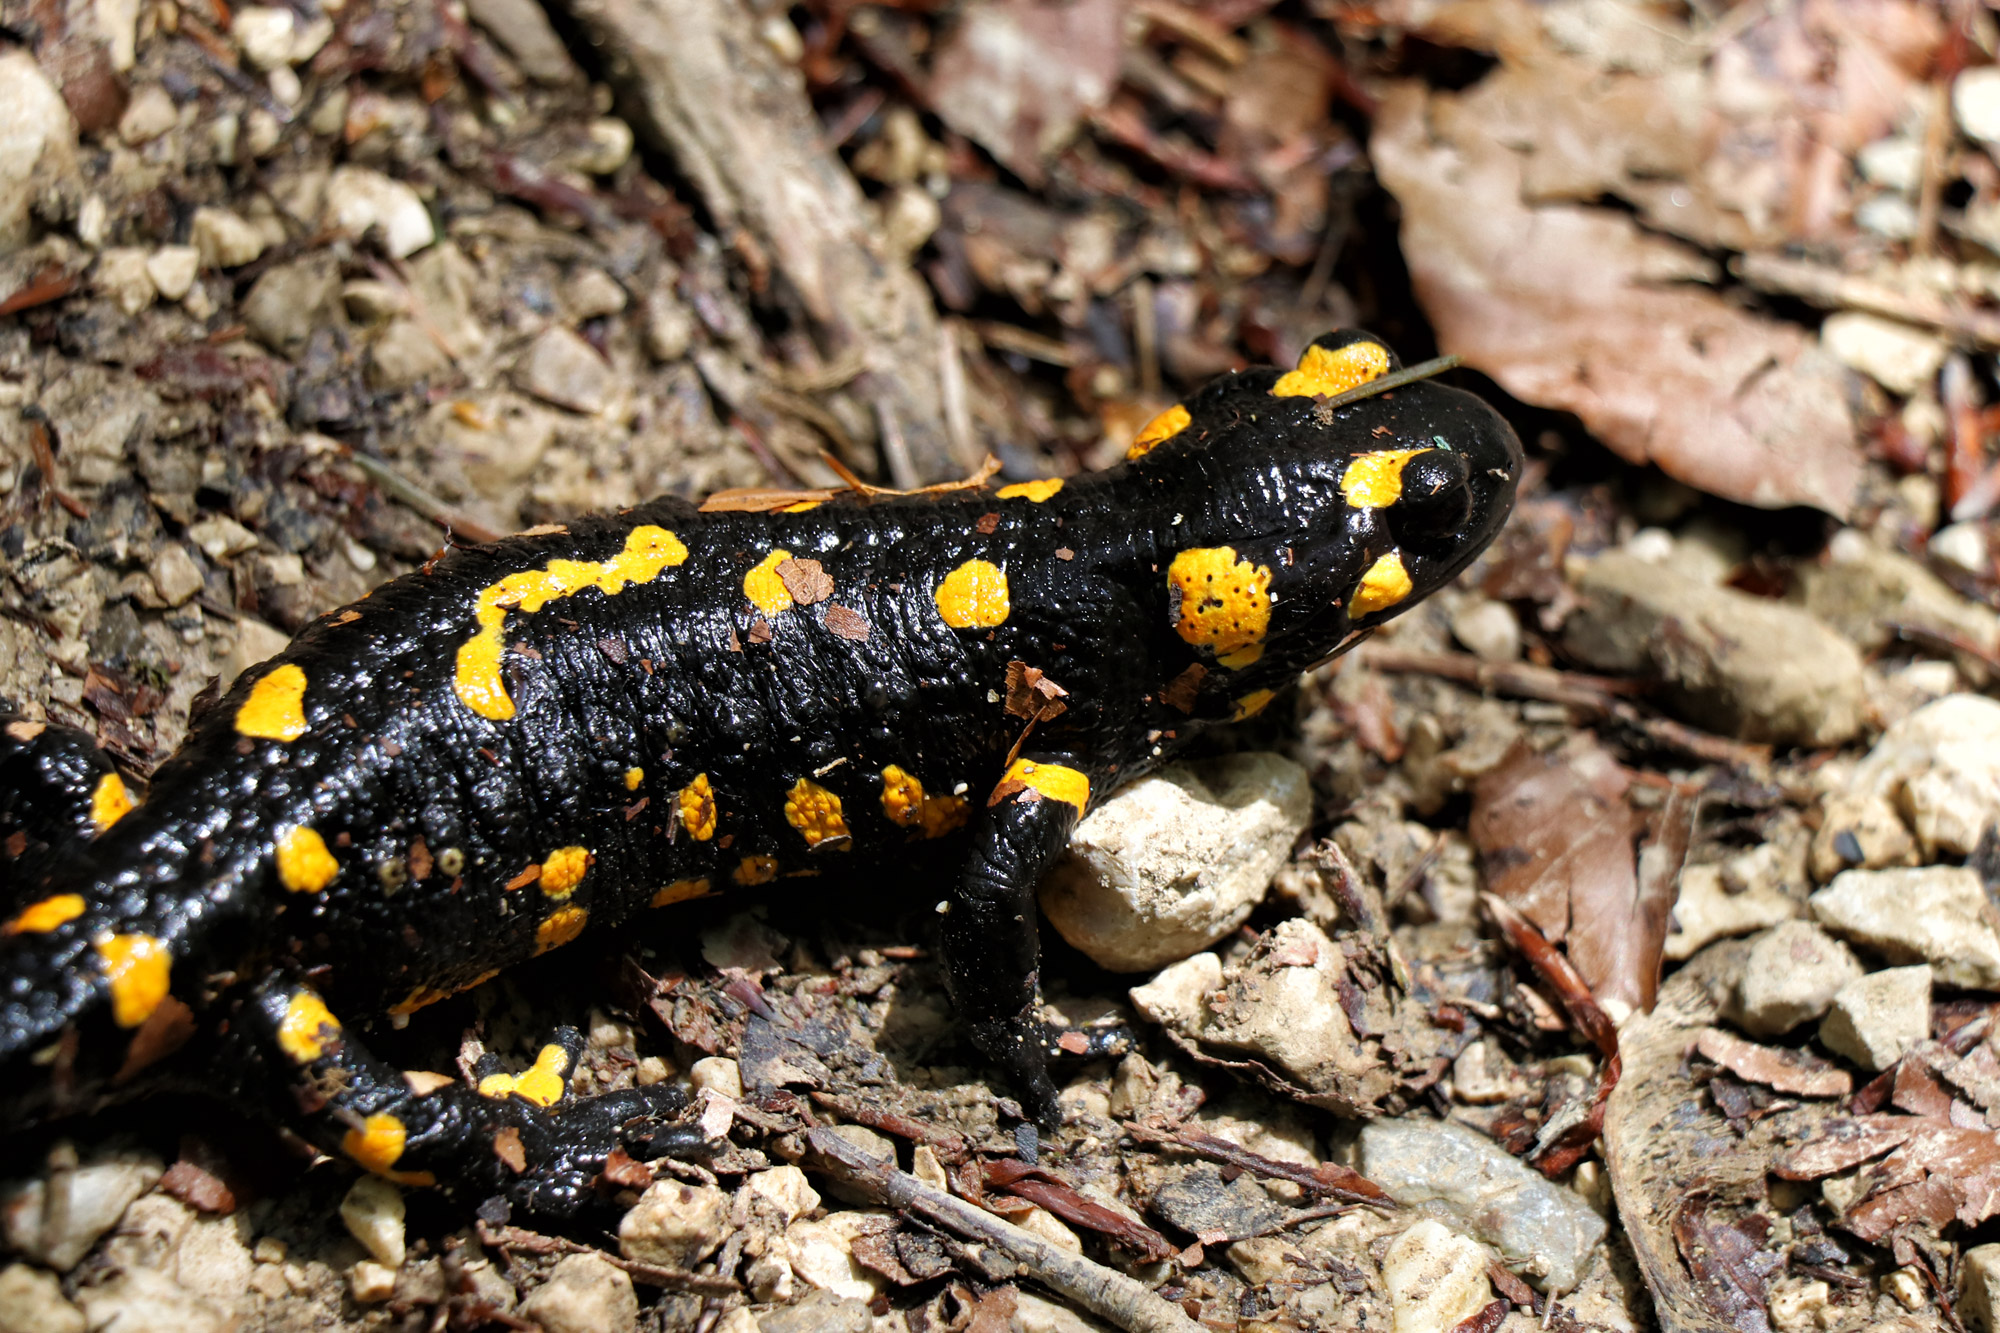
left=0, top=332, right=1522, bottom=1214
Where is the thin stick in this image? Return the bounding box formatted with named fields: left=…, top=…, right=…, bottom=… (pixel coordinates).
left=805, top=1128, right=1206, bottom=1333
left=1319, top=355, right=1463, bottom=411
left=342, top=449, right=503, bottom=545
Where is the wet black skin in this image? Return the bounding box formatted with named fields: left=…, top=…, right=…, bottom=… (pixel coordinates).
left=0, top=332, right=1523, bottom=1215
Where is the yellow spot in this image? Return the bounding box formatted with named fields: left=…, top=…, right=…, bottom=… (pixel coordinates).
left=733, top=855, right=780, bottom=886
left=3, top=894, right=85, bottom=935
left=780, top=500, right=822, bottom=513
left=936, top=560, right=1010, bottom=629
left=235, top=664, right=309, bottom=741
left=996, top=478, right=1064, bottom=503
left=1127, top=404, right=1191, bottom=460
left=624, top=767, right=645, bottom=790
left=784, top=779, right=851, bottom=849
left=679, top=774, right=717, bottom=841
left=880, top=765, right=969, bottom=839
left=744, top=549, right=795, bottom=614
left=540, top=846, right=591, bottom=899
left=1232, top=689, right=1277, bottom=721
left=388, top=968, right=499, bottom=1016
left=1168, top=547, right=1272, bottom=664
left=1001, top=759, right=1090, bottom=813
left=277, top=989, right=341, bottom=1064
left=95, top=933, right=170, bottom=1028
left=534, top=906, right=588, bottom=955
left=651, top=878, right=712, bottom=908
left=1272, top=340, right=1390, bottom=398
left=1351, top=551, right=1414, bottom=617
left=275, top=826, right=339, bottom=894
left=454, top=526, right=690, bottom=721
left=341, top=1113, right=435, bottom=1185
left=1340, top=449, right=1429, bottom=509
left=90, top=773, right=134, bottom=834
left=478, top=1042, right=570, bottom=1107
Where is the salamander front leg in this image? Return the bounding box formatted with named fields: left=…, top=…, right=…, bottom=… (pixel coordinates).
left=235, top=975, right=697, bottom=1217
left=944, top=756, right=1095, bottom=1129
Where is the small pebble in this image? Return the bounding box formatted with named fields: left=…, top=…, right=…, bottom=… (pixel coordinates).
left=1381, top=1219, right=1494, bottom=1333
left=518, top=1253, right=636, bottom=1333
left=1956, top=66, right=2000, bottom=147
left=1819, top=965, right=1932, bottom=1071
left=339, top=1177, right=406, bottom=1268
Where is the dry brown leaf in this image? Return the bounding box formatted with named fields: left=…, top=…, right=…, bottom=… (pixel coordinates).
left=1370, top=80, right=1862, bottom=516
left=930, top=0, right=1127, bottom=186
left=1693, top=1028, right=1851, bottom=1099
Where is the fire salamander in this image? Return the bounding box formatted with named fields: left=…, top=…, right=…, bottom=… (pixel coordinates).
left=0, top=331, right=1521, bottom=1216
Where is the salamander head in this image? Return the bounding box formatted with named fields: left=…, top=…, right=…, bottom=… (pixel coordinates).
left=1135, top=329, right=1524, bottom=676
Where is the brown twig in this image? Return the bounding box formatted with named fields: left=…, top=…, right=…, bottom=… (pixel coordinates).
left=808, top=1090, right=969, bottom=1161
left=340, top=449, right=502, bottom=545
left=804, top=1127, right=1205, bottom=1333
left=475, top=1221, right=740, bottom=1294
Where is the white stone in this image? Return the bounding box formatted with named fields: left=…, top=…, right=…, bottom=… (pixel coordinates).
left=191, top=207, right=268, bottom=268
left=518, top=325, right=615, bottom=415
left=1811, top=694, right=2000, bottom=878
left=519, top=1253, right=637, bottom=1333
left=1933, top=522, right=1989, bottom=577
left=95, top=0, right=141, bottom=70
left=782, top=1219, right=881, bottom=1300
left=0, top=1262, right=84, bottom=1333
left=1768, top=1277, right=1833, bottom=1333
left=1040, top=753, right=1310, bottom=972
left=233, top=7, right=297, bottom=68
left=1820, top=965, right=1932, bottom=1071
left=1664, top=863, right=1798, bottom=961
left=1449, top=597, right=1520, bottom=662
left=1956, top=66, right=2000, bottom=147
left=146, top=246, right=200, bottom=300
left=745, top=1165, right=820, bottom=1225
left=1962, top=1243, right=2000, bottom=1333
left=76, top=1267, right=228, bottom=1333
left=1733, top=921, right=1864, bottom=1037
left=1381, top=1220, right=1494, bottom=1333
left=325, top=166, right=435, bottom=259
left=117, top=83, right=178, bottom=145
left=187, top=514, right=258, bottom=560
left=1821, top=312, right=1948, bottom=397
left=618, top=1181, right=728, bottom=1268
left=578, top=118, right=634, bottom=174
left=0, top=51, right=78, bottom=252
left=1812, top=865, right=2000, bottom=988
left=1855, top=194, right=1918, bottom=240
left=350, top=1260, right=397, bottom=1303
left=689, top=1056, right=742, bottom=1099
left=95, top=247, right=156, bottom=315
left=564, top=267, right=626, bottom=319
left=0, top=1149, right=161, bottom=1271
left=339, top=1177, right=405, bottom=1268
left=1856, top=136, right=1924, bottom=192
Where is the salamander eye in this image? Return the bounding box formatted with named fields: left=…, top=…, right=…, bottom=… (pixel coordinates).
left=1388, top=449, right=1472, bottom=543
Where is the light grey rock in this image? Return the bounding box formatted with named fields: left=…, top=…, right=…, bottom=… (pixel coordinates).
left=1821, top=312, right=1945, bottom=396
left=148, top=543, right=204, bottom=608
left=0, top=52, right=78, bottom=252
left=190, top=206, right=268, bottom=269
left=1810, top=693, right=2000, bottom=879
left=1732, top=921, right=1863, bottom=1036
left=1381, top=1219, right=1494, bottom=1333
left=1449, top=596, right=1521, bottom=662
left=186, top=515, right=257, bottom=560
left=74, top=1268, right=228, bottom=1333
left=618, top=1181, right=728, bottom=1268
left=242, top=255, right=340, bottom=355
left=1820, top=965, right=1932, bottom=1071
left=1961, top=1242, right=2000, bottom=1333
left=1040, top=753, right=1310, bottom=972
left=519, top=326, right=615, bottom=415
left=1793, top=532, right=2000, bottom=666
left=117, top=83, right=178, bottom=145
left=232, top=7, right=297, bottom=68
left=369, top=318, right=451, bottom=388
left=783, top=1217, right=881, bottom=1300
left=146, top=246, right=200, bottom=301
left=0, top=1263, right=84, bottom=1333
left=465, top=0, right=579, bottom=84
left=1563, top=551, right=1865, bottom=746
left=1933, top=522, right=1989, bottom=578
left=339, top=1177, right=405, bottom=1268
left=325, top=166, right=435, bottom=259
left=1130, top=918, right=1393, bottom=1112
left=1359, top=1118, right=1606, bottom=1293
left=94, top=247, right=156, bottom=315
left=1811, top=866, right=2000, bottom=989
left=519, top=1253, right=637, bottom=1333
left=0, top=1149, right=162, bottom=1271
left=757, top=1290, right=872, bottom=1333
left=1664, top=863, right=1798, bottom=961
left=1958, top=67, right=2000, bottom=147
